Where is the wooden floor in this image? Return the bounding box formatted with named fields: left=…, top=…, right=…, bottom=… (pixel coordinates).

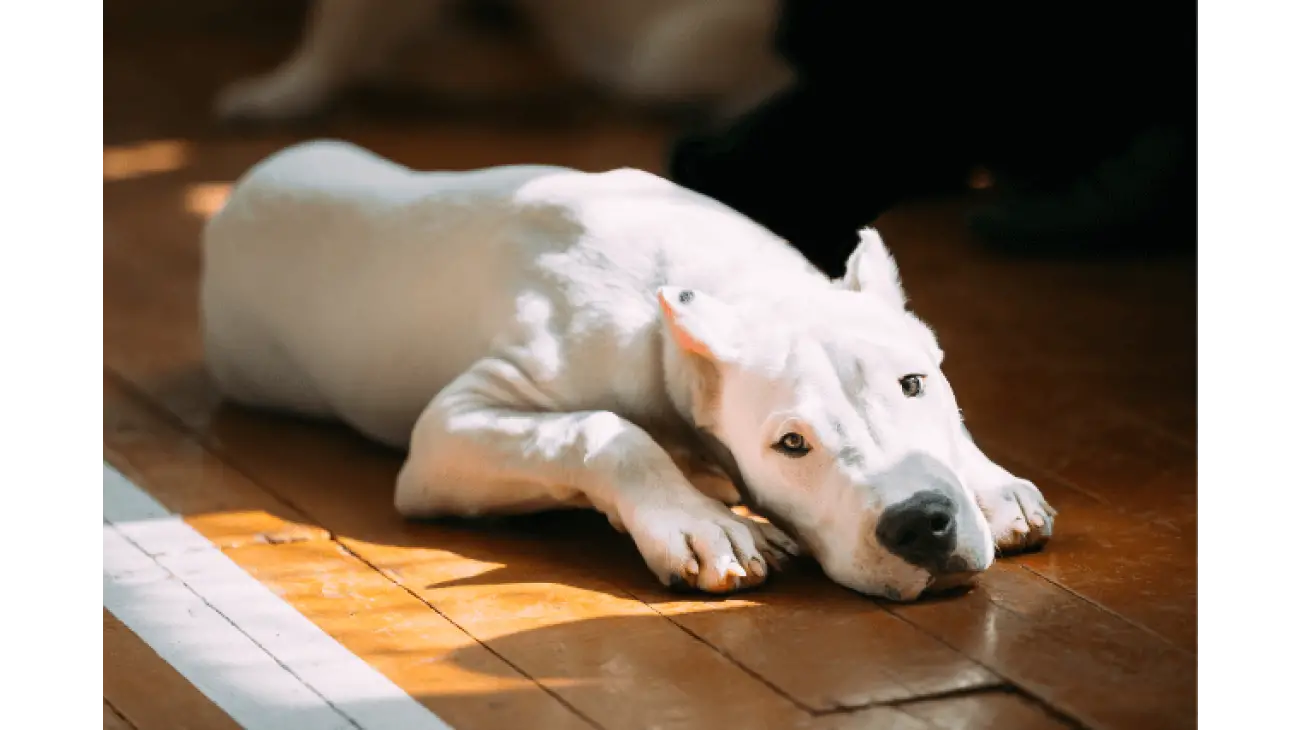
left=103, top=15, right=1197, bottom=730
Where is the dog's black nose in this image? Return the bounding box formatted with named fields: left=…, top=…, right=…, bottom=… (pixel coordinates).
left=876, top=490, right=958, bottom=573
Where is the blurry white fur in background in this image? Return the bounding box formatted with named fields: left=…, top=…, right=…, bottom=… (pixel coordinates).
left=216, top=0, right=794, bottom=124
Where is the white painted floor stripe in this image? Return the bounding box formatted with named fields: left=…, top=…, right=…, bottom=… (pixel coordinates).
left=103, top=463, right=455, bottom=730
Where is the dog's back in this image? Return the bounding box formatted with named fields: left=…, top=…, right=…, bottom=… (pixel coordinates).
left=200, top=140, right=820, bottom=447
left=201, top=141, right=575, bottom=441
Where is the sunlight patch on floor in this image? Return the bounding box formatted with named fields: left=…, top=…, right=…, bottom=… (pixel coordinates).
left=185, top=182, right=232, bottom=218
left=105, top=139, right=190, bottom=181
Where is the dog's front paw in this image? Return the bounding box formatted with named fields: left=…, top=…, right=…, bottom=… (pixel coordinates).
left=976, top=478, right=1057, bottom=554
left=214, top=70, right=332, bottom=123
left=628, top=503, right=800, bottom=594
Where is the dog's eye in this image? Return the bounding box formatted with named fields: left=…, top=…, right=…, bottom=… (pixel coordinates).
left=900, top=374, right=926, bottom=398
left=774, top=432, right=811, bottom=457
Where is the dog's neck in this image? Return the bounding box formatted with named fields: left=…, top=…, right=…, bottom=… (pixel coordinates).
left=660, top=335, right=711, bottom=433
left=659, top=324, right=754, bottom=499
left=659, top=324, right=811, bottom=543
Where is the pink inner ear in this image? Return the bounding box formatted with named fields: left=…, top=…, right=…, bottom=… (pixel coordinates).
left=657, top=290, right=713, bottom=358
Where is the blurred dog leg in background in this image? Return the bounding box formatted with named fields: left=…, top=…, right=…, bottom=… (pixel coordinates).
left=214, top=0, right=793, bottom=125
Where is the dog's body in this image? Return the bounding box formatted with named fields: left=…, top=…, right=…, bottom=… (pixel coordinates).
left=201, top=140, right=1054, bottom=600
left=216, top=0, right=792, bottom=124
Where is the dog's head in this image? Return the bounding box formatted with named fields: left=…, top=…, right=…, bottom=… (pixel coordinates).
left=658, top=227, right=993, bottom=601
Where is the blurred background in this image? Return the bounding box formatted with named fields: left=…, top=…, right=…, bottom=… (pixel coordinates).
left=106, top=0, right=1195, bottom=275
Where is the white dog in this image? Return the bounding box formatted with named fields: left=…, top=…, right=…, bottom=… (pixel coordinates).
left=215, top=0, right=792, bottom=124
left=200, top=140, right=1055, bottom=600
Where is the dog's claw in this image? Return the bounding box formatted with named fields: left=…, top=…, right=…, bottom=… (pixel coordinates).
left=979, top=478, right=1056, bottom=554
left=721, top=557, right=747, bottom=579
left=634, top=504, right=799, bottom=595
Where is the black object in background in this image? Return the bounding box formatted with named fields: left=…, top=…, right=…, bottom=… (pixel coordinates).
left=668, top=3, right=1196, bottom=275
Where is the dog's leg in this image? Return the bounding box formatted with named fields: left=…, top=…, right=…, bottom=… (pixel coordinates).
left=958, top=425, right=1057, bottom=554
left=394, top=359, right=798, bottom=594
left=215, top=0, right=445, bottom=122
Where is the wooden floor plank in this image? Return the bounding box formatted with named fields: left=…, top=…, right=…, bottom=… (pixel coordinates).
left=804, top=689, right=1074, bottom=730
left=889, top=563, right=1195, bottom=729
left=634, top=580, right=1003, bottom=710
left=104, top=701, right=136, bottom=730
left=810, top=707, right=932, bottom=730
left=224, top=540, right=595, bottom=730
left=104, top=379, right=594, bottom=730
left=105, top=374, right=328, bottom=548
left=103, top=610, right=243, bottom=730
left=897, top=689, right=1075, bottom=730
left=992, top=456, right=1197, bottom=652
left=954, top=369, right=1196, bottom=522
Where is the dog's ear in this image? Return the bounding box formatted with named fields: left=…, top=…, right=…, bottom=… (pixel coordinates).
left=657, top=286, right=742, bottom=363
left=837, top=227, right=908, bottom=310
